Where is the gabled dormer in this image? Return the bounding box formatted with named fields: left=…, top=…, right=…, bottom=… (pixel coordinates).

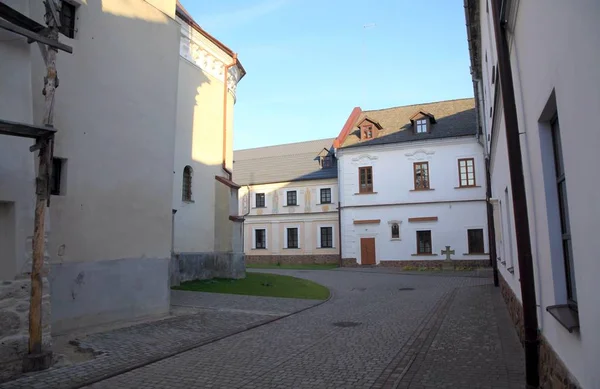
left=409, top=111, right=437, bottom=134
left=317, top=148, right=335, bottom=169
left=358, top=117, right=383, bottom=141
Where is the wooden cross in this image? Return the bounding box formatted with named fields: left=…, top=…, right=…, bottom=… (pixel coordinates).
left=441, top=246, right=455, bottom=261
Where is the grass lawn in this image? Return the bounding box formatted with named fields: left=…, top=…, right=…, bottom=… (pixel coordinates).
left=246, top=264, right=339, bottom=270
left=172, top=272, right=330, bottom=300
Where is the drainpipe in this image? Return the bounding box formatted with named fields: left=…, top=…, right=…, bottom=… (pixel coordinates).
left=490, top=0, right=539, bottom=387
left=222, top=53, right=238, bottom=180
left=485, top=158, right=499, bottom=287
left=337, top=201, right=342, bottom=267
left=241, top=185, right=251, bottom=254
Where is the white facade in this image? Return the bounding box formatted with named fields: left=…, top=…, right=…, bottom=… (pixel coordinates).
left=239, top=179, right=339, bottom=261
left=468, top=1, right=600, bottom=387
left=337, top=137, right=488, bottom=265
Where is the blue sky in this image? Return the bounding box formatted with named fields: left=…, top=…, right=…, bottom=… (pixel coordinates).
left=181, top=0, right=474, bottom=150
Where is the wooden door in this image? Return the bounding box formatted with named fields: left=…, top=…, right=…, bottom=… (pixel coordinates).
left=360, top=238, right=376, bottom=265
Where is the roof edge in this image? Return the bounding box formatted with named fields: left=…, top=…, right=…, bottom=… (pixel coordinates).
left=333, top=107, right=362, bottom=148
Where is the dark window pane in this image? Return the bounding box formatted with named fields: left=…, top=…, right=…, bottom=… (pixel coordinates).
left=320, top=188, right=331, bottom=204
left=256, top=193, right=265, bottom=208
left=287, top=228, right=298, bottom=248
left=563, top=239, right=577, bottom=303
left=321, top=227, right=333, bottom=248
left=255, top=229, right=266, bottom=249
left=468, top=229, right=485, bottom=253
left=59, top=3, right=76, bottom=38
left=182, top=166, right=193, bottom=201
left=391, top=223, right=399, bottom=239
left=417, top=231, right=432, bottom=254
left=287, top=191, right=297, bottom=205
left=51, top=158, right=62, bottom=195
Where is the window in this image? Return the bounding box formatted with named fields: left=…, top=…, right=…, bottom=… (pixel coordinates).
left=287, top=228, right=299, bottom=249
left=255, top=193, right=265, bottom=208
left=51, top=158, right=65, bottom=195
left=322, top=156, right=333, bottom=168
left=359, top=166, right=373, bottom=193
left=551, top=117, right=577, bottom=305
left=391, top=223, right=400, bottom=239
left=286, top=191, right=297, bottom=206
left=320, top=188, right=332, bottom=204
left=182, top=166, right=193, bottom=202
left=413, top=162, right=430, bottom=190
left=320, top=227, right=333, bottom=248
left=416, top=119, right=428, bottom=133
left=255, top=229, right=266, bottom=249
left=468, top=229, right=485, bottom=254
left=59, top=2, right=76, bottom=39
left=416, top=231, right=432, bottom=254
left=362, top=125, right=373, bottom=139
left=458, top=158, right=476, bottom=187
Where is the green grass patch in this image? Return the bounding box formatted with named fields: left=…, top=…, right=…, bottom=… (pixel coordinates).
left=246, top=263, right=339, bottom=270
left=172, top=272, right=330, bottom=300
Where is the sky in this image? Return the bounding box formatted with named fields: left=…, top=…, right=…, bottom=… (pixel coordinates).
left=180, top=0, right=474, bottom=150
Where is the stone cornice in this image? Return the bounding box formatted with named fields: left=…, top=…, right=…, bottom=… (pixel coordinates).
left=177, top=17, right=242, bottom=99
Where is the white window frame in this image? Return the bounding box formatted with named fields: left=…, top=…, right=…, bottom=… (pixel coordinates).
left=252, top=227, right=268, bottom=249
left=317, top=224, right=335, bottom=249
left=254, top=192, right=266, bottom=208
left=283, top=225, right=301, bottom=249
left=416, top=119, right=428, bottom=133
left=388, top=220, right=402, bottom=241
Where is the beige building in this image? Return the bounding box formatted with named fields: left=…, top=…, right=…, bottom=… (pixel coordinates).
left=234, top=139, right=340, bottom=264
left=0, top=0, right=243, bottom=380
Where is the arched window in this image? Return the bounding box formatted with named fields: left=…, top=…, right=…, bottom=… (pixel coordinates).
left=391, top=223, right=400, bottom=239
left=182, top=166, right=193, bottom=202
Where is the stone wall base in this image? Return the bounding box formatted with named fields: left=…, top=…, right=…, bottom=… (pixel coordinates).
left=499, top=273, right=581, bottom=389
left=342, top=258, right=358, bottom=267
left=245, top=254, right=340, bottom=265
left=171, top=252, right=245, bottom=286
left=0, top=277, right=52, bottom=383
left=379, top=259, right=489, bottom=270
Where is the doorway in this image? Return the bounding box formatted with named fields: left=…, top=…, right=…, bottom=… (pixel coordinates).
left=360, top=237, right=376, bottom=265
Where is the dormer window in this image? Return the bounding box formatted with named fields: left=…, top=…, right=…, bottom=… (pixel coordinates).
left=410, top=111, right=436, bottom=134
left=322, top=156, right=333, bottom=168
left=416, top=119, right=428, bottom=133
left=357, top=117, right=382, bottom=141
left=362, top=126, right=373, bottom=139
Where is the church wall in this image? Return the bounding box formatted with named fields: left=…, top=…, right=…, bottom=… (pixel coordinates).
left=27, top=0, right=180, bottom=332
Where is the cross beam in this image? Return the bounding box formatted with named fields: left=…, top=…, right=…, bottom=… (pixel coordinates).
left=0, top=9, right=72, bottom=53
left=0, top=119, right=56, bottom=139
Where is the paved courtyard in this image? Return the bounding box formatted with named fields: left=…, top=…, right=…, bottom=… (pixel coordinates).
left=1, top=268, right=524, bottom=389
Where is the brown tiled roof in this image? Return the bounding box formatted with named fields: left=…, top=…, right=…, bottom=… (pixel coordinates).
left=339, top=98, right=476, bottom=149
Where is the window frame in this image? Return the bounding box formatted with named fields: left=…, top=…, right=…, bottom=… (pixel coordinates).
left=182, top=165, right=193, bottom=202
left=319, top=226, right=333, bottom=248
left=458, top=158, right=477, bottom=187
left=551, top=116, right=577, bottom=307
left=361, top=125, right=374, bottom=140
left=51, top=157, right=65, bottom=196
left=416, top=230, right=432, bottom=254
left=413, top=162, right=430, bottom=190
left=254, top=228, right=267, bottom=249
left=391, top=223, right=400, bottom=240
left=255, top=193, right=266, bottom=208
left=415, top=118, right=428, bottom=134
left=467, top=228, right=485, bottom=254
left=286, top=227, right=299, bottom=249
left=320, top=188, right=332, bottom=204
left=286, top=190, right=298, bottom=206
left=321, top=156, right=333, bottom=168
left=358, top=166, right=373, bottom=193
left=59, top=1, right=77, bottom=39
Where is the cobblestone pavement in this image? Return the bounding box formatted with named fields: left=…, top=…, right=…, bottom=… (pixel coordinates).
left=2, top=269, right=524, bottom=389
left=0, top=291, right=319, bottom=389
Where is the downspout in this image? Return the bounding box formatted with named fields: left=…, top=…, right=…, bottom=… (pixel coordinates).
left=242, top=185, right=251, bottom=254
left=337, top=201, right=342, bottom=267
left=222, top=53, right=238, bottom=180
left=490, top=0, right=539, bottom=387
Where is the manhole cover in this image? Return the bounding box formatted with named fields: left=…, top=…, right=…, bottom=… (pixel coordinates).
left=398, top=287, right=415, bottom=291
left=332, top=321, right=362, bottom=328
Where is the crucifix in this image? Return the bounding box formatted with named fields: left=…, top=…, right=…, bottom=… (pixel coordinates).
left=441, top=246, right=455, bottom=261
left=442, top=246, right=454, bottom=261
left=441, top=246, right=455, bottom=271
